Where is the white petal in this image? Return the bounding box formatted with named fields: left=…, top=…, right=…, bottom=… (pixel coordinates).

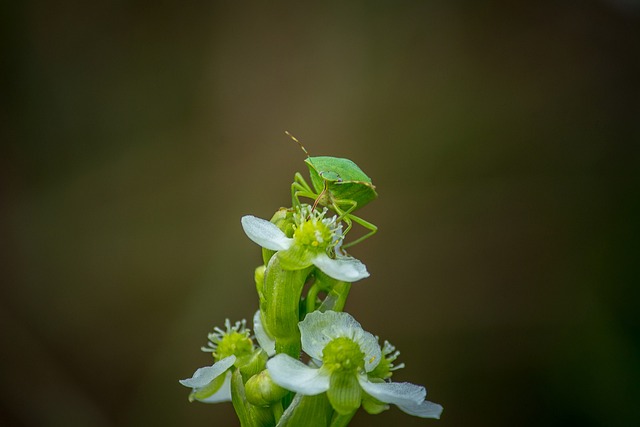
left=241, top=215, right=293, bottom=251
left=253, top=310, right=275, bottom=357
left=300, top=311, right=380, bottom=371
left=352, top=328, right=382, bottom=373
left=397, top=399, right=443, bottom=419
left=358, top=378, right=426, bottom=407
left=179, top=355, right=236, bottom=388
left=198, top=371, right=232, bottom=403
left=311, top=253, right=369, bottom=282
left=267, top=354, right=330, bottom=395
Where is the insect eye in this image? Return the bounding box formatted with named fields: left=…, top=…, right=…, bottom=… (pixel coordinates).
left=319, top=171, right=342, bottom=182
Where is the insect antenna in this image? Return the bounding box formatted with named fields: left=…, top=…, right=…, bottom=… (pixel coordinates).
left=285, top=131, right=310, bottom=157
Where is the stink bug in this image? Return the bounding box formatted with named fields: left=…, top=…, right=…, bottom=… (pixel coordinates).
left=286, top=131, right=378, bottom=249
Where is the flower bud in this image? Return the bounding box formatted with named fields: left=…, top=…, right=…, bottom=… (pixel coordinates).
left=237, top=349, right=268, bottom=382
left=245, top=370, right=288, bottom=407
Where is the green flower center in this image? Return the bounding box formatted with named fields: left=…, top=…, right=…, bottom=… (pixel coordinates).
left=322, top=337, right=365, bottom=373
left=369, top=341, right=403, bottom=379
left=369, top=355, right=392, bottom=379
left=215, top=331, right=254, bottom=361
left=293, top=218, right=333, bottom=251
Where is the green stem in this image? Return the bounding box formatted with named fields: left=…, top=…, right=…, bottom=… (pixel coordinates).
left=313, top=271, right=351, bottom=313
left=275, top=339, right=301, bottom=359
left=318, top=281, right=351, bottom=312
left=276, top=394, right=333, bottom=427
left=263, top=256, right=312, bottom=358
left=306, top=282, right=321, bottom=314
left=272, top=401, right=284, bottom=424
left=329, top=410, right=357, bottom=427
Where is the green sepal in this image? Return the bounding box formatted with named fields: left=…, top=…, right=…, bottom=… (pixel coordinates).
left=231, top=369, right=254, bottom=427
left=277, top=244, right=315, bottom=271
left=361, top=391, right=389, bottom=415
left=263, top=255, right=312, bottom=357
left=255, top=265, right=266, bottom=308
left=231, top=369, right=275, bottom=427
left=327, top=372, right=362, bottom=415
left=188, top=370, right=226, bottom=402
left=276, top=393, right=334, bottom=427
left=245, top=370, right=288, bottom=407
left=237, top=349, right=268, bottom=383
left=262, top=248, right=276, bottom=269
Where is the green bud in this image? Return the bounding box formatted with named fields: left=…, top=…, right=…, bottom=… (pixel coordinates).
left=231, top=369, right=275, bottom=427
left=237, top=349, right=268, bottom=382
left=271, top=208, right=296, bottom=238
left=245, top=370, right=288, bottom=407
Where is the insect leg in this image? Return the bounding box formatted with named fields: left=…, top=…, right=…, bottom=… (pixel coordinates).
left=293, top=172, right=313, bottom=192
left=291, top=173, right=316, bottom=208
left=341, top=214, right=378, bottom=249
left=331, top=199, right=358, bottom=237
left=332, top=199, right=358, bottom=223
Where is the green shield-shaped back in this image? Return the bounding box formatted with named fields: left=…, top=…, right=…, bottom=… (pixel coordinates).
left=305, top=156, right=378, bottom=210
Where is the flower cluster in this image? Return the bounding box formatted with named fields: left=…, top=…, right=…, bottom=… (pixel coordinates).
left=180, top=319, right=253, bottom=403
left=180, top=149, right=443, bottom=426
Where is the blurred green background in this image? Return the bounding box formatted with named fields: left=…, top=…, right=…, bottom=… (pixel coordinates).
left=2, top=1, right=639, bottom=426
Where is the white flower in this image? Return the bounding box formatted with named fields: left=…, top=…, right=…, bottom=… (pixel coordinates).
left=241, top=209, right=369, bottom=282
left=179, top=355, right=235, bottom=403
left=266, top=311, right=443, bottom=419
left=180, top=319, right=255, bottom=404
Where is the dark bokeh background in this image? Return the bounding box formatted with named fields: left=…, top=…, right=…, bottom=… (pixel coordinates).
left=2, top=1, right=639, bottom=426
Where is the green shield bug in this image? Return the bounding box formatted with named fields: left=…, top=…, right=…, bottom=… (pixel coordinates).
left=286, top=131, right=378, bottom=249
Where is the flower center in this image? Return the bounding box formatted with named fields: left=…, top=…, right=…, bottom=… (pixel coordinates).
left=293, top=216, right=334, bottom=250
left=215, top=331, right=254, bottom=360
left=202, top=319, right=254, bottom=361
left=322, top=337, right=365, bottom=373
